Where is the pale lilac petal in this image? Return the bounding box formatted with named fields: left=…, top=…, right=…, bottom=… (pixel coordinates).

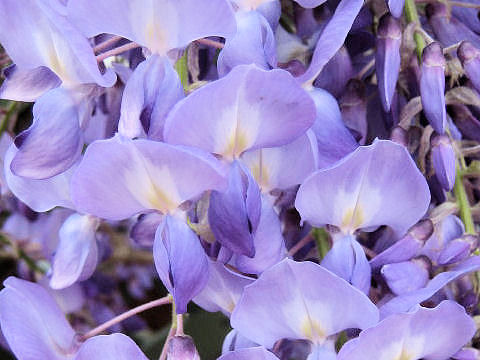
left=295, top=139, right=430, bottom=238
left=118, top=55, right=184, bottom=140
left=306, top=343, right=337, bottom=360
left=0, top=0, right=115, bottom=86
left=164, top=65, right=316, bottom=160
left=293, top=0, right=327, bottom=8
left=338, top=301, right=475, bottom=360
left=219, top=347, right=279, bottom=360
left=75, top=334, right=148, bottom=360
left=422, top=215, right=464, bottom=264
left=130, top=213, right=164, bottom=247
left=308, top=88, right=358, bottom=168
left=370, top=220, right=433, bottom=270
left=209, top=162, right=261, bottom=257
left=11, top=88, right=83, bottom=179
left=193, top=260, right=254, bottom=316
left=154, top=215, right=209, bottom=314
left=240, top=131, right=318, bottom=192
left=296, top=0, right=364, bottom=84
left=380, top=255, right=480, bottom=317
left=381, top=260, right=429, bottom=295
left=50, top=214, right=100, bottom=289
left=0, top=277, right=76, bottom=360
left=0, top=65, right=61, bottom=102
left=68, top=0, right=236, bottom=55
left=321, top=235, right=371, bottom=294
left=4, top=143, right=75, bottom=212
left=222, top=330, right=259, bottom=353
left=218, top=11, right=277, bottom=77
left=230, top=196, right=287, bottom=274
left=71, top=135, right=226, bottom=220
left=231, top=259, right=379, bottom=347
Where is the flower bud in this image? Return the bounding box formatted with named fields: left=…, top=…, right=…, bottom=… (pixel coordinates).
left=458, top=41, right=480, bottom=94
left=450, top=104, right=480, bottom=142
left=430, top=134, right=456, bottom=191
left=167, top=336, right=200, bottom=360
left=438, top=235, right=478, bottom=266
left=376, top=13, right=401, bottom=112
left=427, top=2, right=480, bottom=48
left=420, top=42, right=446, bottom=134
left=387, top=0, right=405, bottom=18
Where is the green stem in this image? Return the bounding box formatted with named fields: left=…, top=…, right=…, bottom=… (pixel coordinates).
left=0, top=101, right=16, bottom=135
left=0, top=234, right=46, bottom=273
left=312, top=228, right=331, bottom=260
left=175, top=51, right=189, bottom=92
left=453, top=165, right=476, bottom=234
left=404, top=0, right=426, bottom=61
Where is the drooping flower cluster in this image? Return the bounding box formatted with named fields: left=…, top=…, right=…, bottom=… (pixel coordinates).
left=0, top=0, right=479, bottom=359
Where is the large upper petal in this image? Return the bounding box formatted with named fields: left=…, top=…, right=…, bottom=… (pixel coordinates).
left=71, top=135, right=226, bottom=220
left=231, top=259, right=379, bottom=348
left=0, top=0, right=115, bottom=87
left=0, top=277, right=76, bottom=360
left=164, top=65, right=316, bottom=160
left=68, top=0, right=236, bottom=55
left=295, top=139, right=430, bottom=238
left=338, top=301, right=475, bottom=360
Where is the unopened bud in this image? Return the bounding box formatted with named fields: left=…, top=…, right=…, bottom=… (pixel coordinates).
left=420, top=42, right=446, bottom=134
left=167, top=336, right=200, bottom=360
left=430, top=135, right=455, bottom=191
left=458, top=41, right=480, bottom=94
left=376, top=14, right=402, bottom=112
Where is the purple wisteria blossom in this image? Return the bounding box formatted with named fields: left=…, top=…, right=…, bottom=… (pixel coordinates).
left=0, top=0, right=479, bottom=358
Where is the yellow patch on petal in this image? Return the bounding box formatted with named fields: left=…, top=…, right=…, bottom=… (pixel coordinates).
left=250, top=150, right=270, bottom=190
left=243, top=0, right=270, bottom=9
left=222, top=129, right=250, bottom=161
left=341, top=206, right=364, bottom=233
left=396, top=349, right=413, bottom=360
left=301, top=318, right=326, bottom=343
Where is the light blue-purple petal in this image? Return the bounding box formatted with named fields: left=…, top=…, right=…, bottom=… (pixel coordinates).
left=296, top=0, right=364, bottom=84
left=0, top=277, right=77, bottom=360
left=380, top=255, right=480, bottom=317
left=71, top=135, right=226, bottom=220
left=218, top=11, right=277, bottom=77
left=0, top=65, right=61, bottom=102
left=118, top=55, right=184, bottom=140
left=164, top=65, right=316, bottom=160
left=154, top=215, right=209, bottom=314
left=231, top=259, right=379, bottom=347
left=50, top=214, right=100, bottom=289
left=75, top=334, right=148, bottom=360
left=11, top=87, right=83, bottom=179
